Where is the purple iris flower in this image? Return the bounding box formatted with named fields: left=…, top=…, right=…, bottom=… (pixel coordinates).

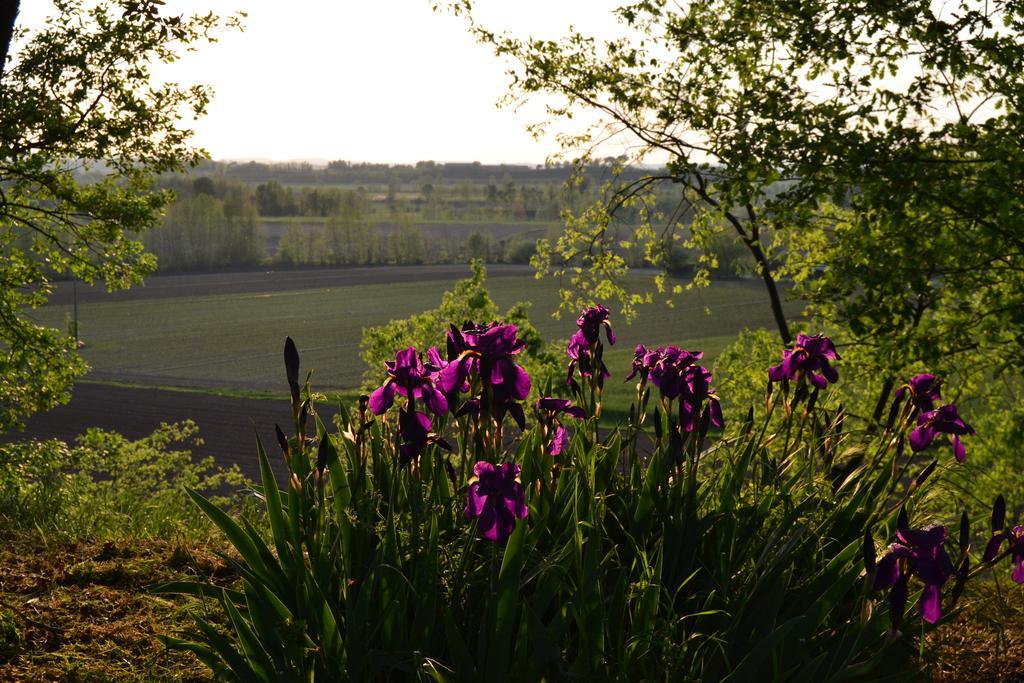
left=874, top=524, right=956, bottom=624
left=567, top=305, right=616, bottom=382
left=369, top=346, right=448, bottom=417
left=624, top=344, right=655, bottom=383
left=535, top=397, right=587, bottom=455
left=909, top=404, right=975, bottom=462
left=464, top=461, right=528, bottom=542
left=767, top=333, right=840, bottom=389
left=575, top=304, right=616, bottom=347
left=895, top=373, right=942, bottom=413
left=426, top=346, right=449, bottom=378
left=623, top=345, right=723, bottom=431
left=439, top=322, right=531, bottom=401
left=676, top=364, right=725, bottom=433
left=984, top=526, right=1024, bottom=584
left=648, top=346, right=705, bottom=399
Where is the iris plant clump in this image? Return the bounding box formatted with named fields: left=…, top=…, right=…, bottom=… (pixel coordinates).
left=174, top=320, right=1023, bottom=682
left=890, top=373, right=976, bottom=462
left=626, top=344, right=724, bottom=433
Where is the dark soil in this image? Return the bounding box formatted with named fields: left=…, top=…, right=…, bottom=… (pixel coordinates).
left=47, top=263, right=531, bottom=305
left=3, top=383, right=331, bottom=484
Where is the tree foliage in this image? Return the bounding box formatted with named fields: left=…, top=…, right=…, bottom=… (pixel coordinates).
left=0, top=0, right=239, bottom=428
left=444, top=0, right=1024, bottom=405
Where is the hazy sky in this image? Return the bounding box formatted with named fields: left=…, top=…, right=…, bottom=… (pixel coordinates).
left=18, top=1, right=627, bottom=164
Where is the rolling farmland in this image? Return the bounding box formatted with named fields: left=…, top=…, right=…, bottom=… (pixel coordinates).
left=29, top=265, right=797, bottom=393
left=16, top=265, right=800, bottom=475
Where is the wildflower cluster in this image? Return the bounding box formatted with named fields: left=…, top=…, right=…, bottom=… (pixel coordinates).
left=368, top=346, right=450, bottom=466
left=626, top=344, right=723, bottom=432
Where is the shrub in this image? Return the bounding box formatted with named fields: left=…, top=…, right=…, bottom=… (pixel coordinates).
left=0, top=421, right=248, bottom=541
left=165, top=316, right=1017, bottom=680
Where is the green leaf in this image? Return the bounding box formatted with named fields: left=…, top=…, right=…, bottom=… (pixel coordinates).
left=728, top=616, right=806, bottom=681
left=185, top=487, right=286, bottom=595
left=256, top=432, right=295, bottom=566
left=488, top=519, right=527, bottom=678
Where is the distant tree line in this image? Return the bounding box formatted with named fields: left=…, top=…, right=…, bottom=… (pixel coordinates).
left=144, top=166, right=751, bottom=276
left=188, top=158, right=651, bottom=187
left=274, top=218, right=543, bottom=267
left=143, top=189, right=264, bottom=271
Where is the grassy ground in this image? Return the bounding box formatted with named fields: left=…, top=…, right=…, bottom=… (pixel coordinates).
left=27, top=271, right=798, bottom=396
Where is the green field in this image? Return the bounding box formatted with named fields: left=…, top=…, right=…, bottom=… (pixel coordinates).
left=27, top=272, right=799, bottom=400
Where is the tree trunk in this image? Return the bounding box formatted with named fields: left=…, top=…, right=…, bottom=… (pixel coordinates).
left=746, top=239, right=792, bottom=346
left=0, top=0, right=19, bottom=80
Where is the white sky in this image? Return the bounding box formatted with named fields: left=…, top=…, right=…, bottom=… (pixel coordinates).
left=17, top=0, right=627, bottom=165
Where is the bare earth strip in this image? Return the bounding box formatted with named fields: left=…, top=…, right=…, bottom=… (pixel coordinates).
left=45, top=264, right=531, bottom=305
left=4, top=382, right=328, bottom=484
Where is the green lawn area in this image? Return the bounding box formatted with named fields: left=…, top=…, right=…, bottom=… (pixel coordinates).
left=26, top=272, right=799, bottom=399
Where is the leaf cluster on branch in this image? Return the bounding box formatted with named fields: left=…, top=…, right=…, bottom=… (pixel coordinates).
left=0, top=0, right=241, bottom=428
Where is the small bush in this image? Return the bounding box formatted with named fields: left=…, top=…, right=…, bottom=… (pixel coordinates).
left=0, top=421, right=249, bottom=541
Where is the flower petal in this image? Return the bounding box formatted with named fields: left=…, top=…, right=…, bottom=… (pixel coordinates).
left=464, top=485, right=487, bottom=517
left=508, top=402, right=526, bottom=431
left=550, top=425, right=568, bottom=456
left=808, top=372, right=828, bottom=390
left=537, top=397, right=572, bottom=412
left=563, top=406, right=587, bottom=420
left=368, top=382, right=396, bottom=415
left=709, top=397, right=724, bottom=428
left=1014, top=558, right=1024, bottom=585
left=919, top=582, right=942, bottom=624
left=952, top=435, right=966, bottom=462
left=822, top=363, right=839, bottom=384
left=909, top=425, right=935, bottom=452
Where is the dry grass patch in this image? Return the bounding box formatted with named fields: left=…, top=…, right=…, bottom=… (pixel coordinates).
left=926, top=579, right=1024, bottom=682
left=0, top=536, right=236, bottom=682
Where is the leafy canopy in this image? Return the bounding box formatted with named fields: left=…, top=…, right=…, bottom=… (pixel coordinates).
left=443, top=0, right=1024, bottom=399
left=0, top=0, right=240, bottom=428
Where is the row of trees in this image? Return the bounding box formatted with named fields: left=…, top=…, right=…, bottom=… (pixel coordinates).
left=192, top=157, right=646, bottom=186
left=159, top=166, right=624, bottom=222
left=143, top=195, right=547, bottom=269
left=144, top=195, right=265, bottom=271
left=275, top=219, right=540, bottom=267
